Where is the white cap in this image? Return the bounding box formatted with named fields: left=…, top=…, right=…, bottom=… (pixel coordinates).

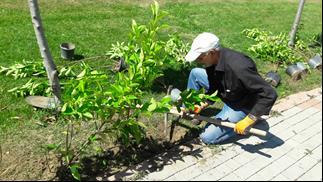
left=185, top=32, right=220, bottom=62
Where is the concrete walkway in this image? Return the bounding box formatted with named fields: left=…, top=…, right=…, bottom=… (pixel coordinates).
left=108, top=87, right=322, bottom=181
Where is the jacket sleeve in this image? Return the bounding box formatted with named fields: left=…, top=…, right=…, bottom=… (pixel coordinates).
left=238, top=64, right=278, bottom=117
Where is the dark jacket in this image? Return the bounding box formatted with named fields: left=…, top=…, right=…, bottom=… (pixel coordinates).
left=206, top=48, right=278, bottom=117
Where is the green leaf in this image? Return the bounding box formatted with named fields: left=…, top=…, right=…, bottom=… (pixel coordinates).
left=71, top=89, right=78, bottom=96
left=139, top=49, right=145, bottom=61
left=89, top=134, right=98, bottom=142
left=147, top=98, right=157, bottom=112
left=83, top=112, right=93, bottom=119
left=130, top=83, right=140, bottom=88
left=152, top=1, right=159, bottom=18
left=127, top=95, right=137, bottom=100
left=46, top=143, right=59, bottom=151
left=161, top=96, right=172, bottom=104
left=77, top=69, right=86, bottom=78
left=78, top=80, right=85, bottom=93
left=140, top=102, right=150, bottom=111
left=69, top=164, right=81, bottom=181
left=61, top=103, right=73, bottom=115
left=137, top=121, right=147, bottom=129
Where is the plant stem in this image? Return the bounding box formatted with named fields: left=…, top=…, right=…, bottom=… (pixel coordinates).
left=65, top=123, right=70, bottom=164
left=0, top=145, right=2, bottom=164
left=0, top=106, right=8, bottom=112
left=69, top=124, right=73, bottom=149
left=274, top=62, right=280, bottom=72
left=68, top=120, right=106, bottom=165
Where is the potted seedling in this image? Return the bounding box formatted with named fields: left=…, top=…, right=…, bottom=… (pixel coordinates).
left=60, top=42, right=75, bottom=60
left=264, top=59, right=281, bottom=87
left=265, top=71, right=281, bottom=87
left=286, top=64, right=302, bottom=80
left=113, top=57, right=127, bottom=72
left=308, top=54, right=322, bottom=69
left=295, top=61, right=309, bottom=78
left=295, top=62, right=308, bottom=73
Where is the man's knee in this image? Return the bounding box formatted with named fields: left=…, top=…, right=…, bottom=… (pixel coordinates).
left=199, top=130, right=222, bottom=144
left=199, top=125, right=236, bottom=145
left=190, top=68, right=205, bottom=77
left=200, top=134, right=219, bottom=144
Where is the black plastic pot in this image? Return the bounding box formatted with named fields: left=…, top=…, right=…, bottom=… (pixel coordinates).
left=60, top=43, right=75, bottom=60
left=113, top=57, right=127, bottom=72
left=286, top=65, right=302, bottom=80
left=265, top=71, right=281, bottom=87
left=308, top=55, right=322, bottom=69
left=295, top=62, right=308, bottom=75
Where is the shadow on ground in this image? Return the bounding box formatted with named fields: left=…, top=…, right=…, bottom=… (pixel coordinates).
left=54, top=117, right=204, bottom=181
left=54, top=107, right=284, bottom=181
left=220, top=119, right=284, bottom=158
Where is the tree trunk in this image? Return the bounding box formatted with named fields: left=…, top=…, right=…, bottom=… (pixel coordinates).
left=28, top=0, right=61, bottom=107
left=288, top=0, right=305, bottom=47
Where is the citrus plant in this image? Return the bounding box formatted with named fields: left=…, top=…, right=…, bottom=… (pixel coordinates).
left=46, top=2, right=178, bottom=179
left=54, top=61, right=172, bottom=180
left=107, top=1, right=190, bottom=89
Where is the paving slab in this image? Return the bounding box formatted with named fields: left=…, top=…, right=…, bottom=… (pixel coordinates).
left=107, top=88, right=322, bottom=181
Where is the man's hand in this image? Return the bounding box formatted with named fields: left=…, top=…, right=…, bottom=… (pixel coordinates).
left=234, top=114, right=257, bottom=135
left=192, top=102, right=209, bottom=114
left=179, top=105, right=200, bottom=118
left=192, top=105, right=202, bottom=114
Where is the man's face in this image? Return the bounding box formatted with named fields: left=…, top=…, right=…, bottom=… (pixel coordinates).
left=196, top=50, right=219, bottom=66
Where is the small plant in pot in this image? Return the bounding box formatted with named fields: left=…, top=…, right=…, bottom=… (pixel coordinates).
left=264, top=71, right=281, bottom=87
left=60, top=42, right=75, bottom=60
left=295, top=61, right=309, bottom=77
left=286, top=64, right=302, bottom=81
left=308, top=54, right=322, bottom=70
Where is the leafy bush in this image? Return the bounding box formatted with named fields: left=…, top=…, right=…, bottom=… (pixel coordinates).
left=7, top=78, right=50, bottom=97
left=107, top=2, right=190, bottom=89
left=164, top=34, right=190, bottom=65
left=0, top=60, right=46, bottom=79
left=242, top=28, right=308, bottom=67
left=4, top=62, right=79, bottom=97
left=50, top=2, right=186, bottom=179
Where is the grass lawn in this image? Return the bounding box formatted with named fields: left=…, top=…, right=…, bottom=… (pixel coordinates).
left=0, top=0, right=322, bottom=180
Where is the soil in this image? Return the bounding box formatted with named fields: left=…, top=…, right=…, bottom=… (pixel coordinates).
left=0, top=110, right=214, bottom=181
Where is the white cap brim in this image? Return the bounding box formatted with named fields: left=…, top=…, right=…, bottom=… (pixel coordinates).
left=185, top=50, right=201, bottom=62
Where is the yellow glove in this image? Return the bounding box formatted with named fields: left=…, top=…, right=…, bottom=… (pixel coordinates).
left=234, top=115, right=257, bottom=135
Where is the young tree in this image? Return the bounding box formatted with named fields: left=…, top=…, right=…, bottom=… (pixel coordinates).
left=288, top=0, right=305, bottom=47
left=28, top=0, right=61, bottom=108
